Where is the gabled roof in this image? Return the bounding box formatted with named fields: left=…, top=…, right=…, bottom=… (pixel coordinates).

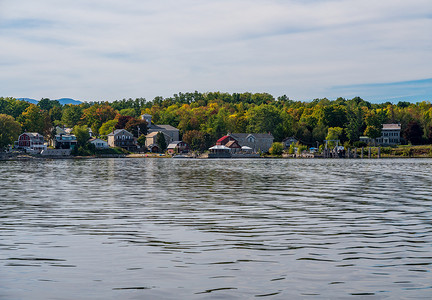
left=229, top=133, right=274, bottom=139
left=151, top=124, right=179, bottom=131
left=217, top=135, right=231, bottom=143
left=20, top=132, right=44, bottom=141
left=22, top=132, right=42, bottom=138
left=225, top=140, right=241, bottom=148
left=107, top=129, right=133, bottom=136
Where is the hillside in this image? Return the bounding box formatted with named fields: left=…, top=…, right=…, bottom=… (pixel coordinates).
left=17, top=98, right=83, bottom=105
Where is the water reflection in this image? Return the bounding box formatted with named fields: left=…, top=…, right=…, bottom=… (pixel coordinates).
left=1, top=158, right=431, bottom=299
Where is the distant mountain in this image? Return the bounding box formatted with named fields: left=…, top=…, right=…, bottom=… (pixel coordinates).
left=17, top=98, right=83, bottom=105
left=56, top=98, right=82, bottom=105
left=17, top=98, right=38, bottom=104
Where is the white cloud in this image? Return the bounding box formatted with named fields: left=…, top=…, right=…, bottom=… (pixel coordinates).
left=1, top=0, right=431, bottom=101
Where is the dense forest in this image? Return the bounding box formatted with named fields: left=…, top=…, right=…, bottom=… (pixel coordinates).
left=1, top=92, right=432, bottom=151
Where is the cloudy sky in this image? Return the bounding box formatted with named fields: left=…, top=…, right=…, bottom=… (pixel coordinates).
left=1, top=0, right=431, bottom=102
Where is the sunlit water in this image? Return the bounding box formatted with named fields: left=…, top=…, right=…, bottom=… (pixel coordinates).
left=1, top=158, right=431, bottom=299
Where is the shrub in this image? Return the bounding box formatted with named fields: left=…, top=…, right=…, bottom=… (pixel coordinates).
left=269, top=142, right=284, bottom=156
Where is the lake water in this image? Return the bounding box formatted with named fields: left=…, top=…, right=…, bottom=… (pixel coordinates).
left=1, top=158, right=431, bottom=299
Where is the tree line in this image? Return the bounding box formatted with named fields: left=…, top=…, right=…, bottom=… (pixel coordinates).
left=1, top=92, right=432, bottom=151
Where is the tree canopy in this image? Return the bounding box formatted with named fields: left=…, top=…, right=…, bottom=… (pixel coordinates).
left=1, top=93, right=432, bottom=150
left=0, top=114, right=21, bottom=150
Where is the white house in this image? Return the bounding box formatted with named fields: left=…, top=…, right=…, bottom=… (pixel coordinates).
left=360, top=124, right=401, bottom=146
left=89, top=138, right=109, bottom=149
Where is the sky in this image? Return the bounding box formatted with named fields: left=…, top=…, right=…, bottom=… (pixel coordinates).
left=0, top=0, right=431, bottom=103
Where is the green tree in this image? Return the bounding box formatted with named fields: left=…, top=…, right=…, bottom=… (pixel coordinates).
left=0, top=114, right=22, bottom=150
left=17, top=104, right=51, bottom=135
left=345, top=106, right=363, bottom=143
left=326, top=127, right=344, bottom=140
left=326, top=127, right=344, bottom=148
left=38, top=98, right=61, bottom=111
left=363, top=110, right=385, bottom=144
left=61, top=105, right=84, bottom=127
left=49, top=106, right=63, bottom=124
left=321, top=105, right=347, bottom=128
left=269, top=142, right=283, bottom=155
left=363, top=125, right=381, bottom=141
left=288, top=142, right=295, bottom=154
left=99, top=119, right=118, bottom=136
left=297, top=144, right=307, bottom=155
left=73, top=125, right=90, bottom=147
left=246, top=104, right=282, bottom=136
left=207, top=107, right=229, bottom=138
left=119, top=108, right=138, bottom=117
left=0, top=97, right=31, bottom=118
left=156, top=132, right=167, bottom=151
left=137, top=134, right=146, bottom=148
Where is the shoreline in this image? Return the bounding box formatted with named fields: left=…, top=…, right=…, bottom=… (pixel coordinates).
left=2, top=152, right=432, bottom=161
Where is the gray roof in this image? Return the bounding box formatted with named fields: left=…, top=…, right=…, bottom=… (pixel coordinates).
left=23, top=132, right=42, bottom=137
left=107, top=129, right=133, bottom=136
left=151, top=124, right=179, bottom=131
left=229, top=133, right=274, bottom=139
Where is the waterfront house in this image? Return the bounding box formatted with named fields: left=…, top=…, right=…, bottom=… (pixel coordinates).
left=228, top=133, right=274, bottom=153
left=167, top=141, right=189, bottom=154
left=377, top=124, right=401, bottom=145
left=89, top=138, right=109, bottom=149
left=53, top=134, right=77, bottom=149
left=360, top=123, right=401, bottom=146
left=145, top=131, right=172, bottom=149
left=215, top=135, right=241, bottom=153
left=17, top=132, right=47, bottom=153
left=282, top=136, right=298, bottom=148
left=107, top=129, right=136, bottom=151
left=141, top=114, right=180, bottom=142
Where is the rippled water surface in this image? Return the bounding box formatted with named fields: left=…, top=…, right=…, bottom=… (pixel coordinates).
left=1, top=158, right=432, bottom=299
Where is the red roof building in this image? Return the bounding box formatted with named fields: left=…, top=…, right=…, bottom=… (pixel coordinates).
left=216, top=135, right=237, bottom=145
